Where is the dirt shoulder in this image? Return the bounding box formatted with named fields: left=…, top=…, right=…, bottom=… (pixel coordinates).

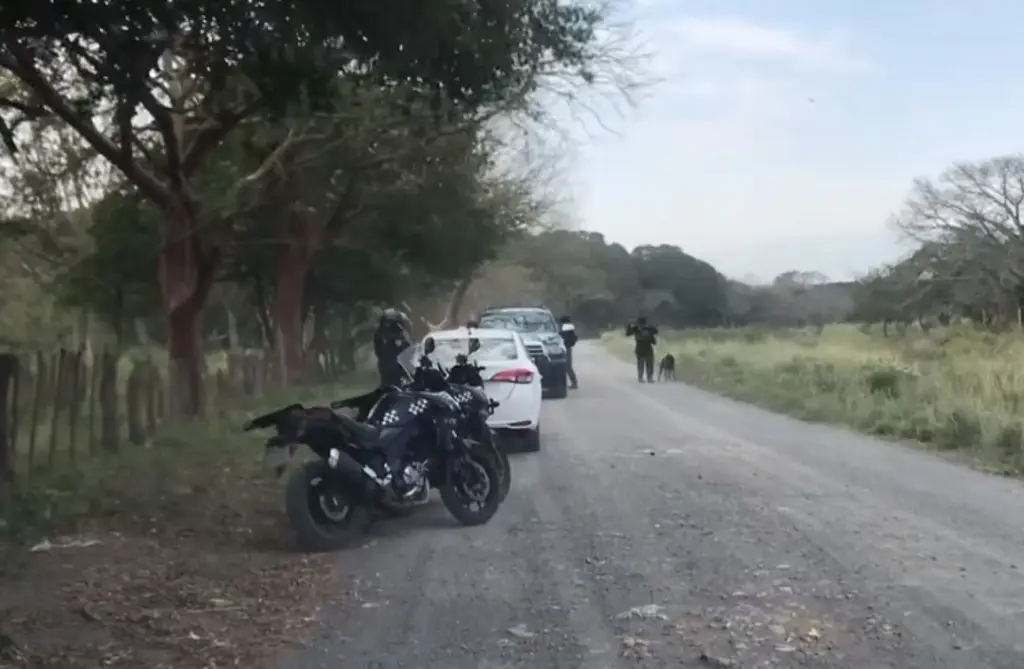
left=0, top=380, right=368, bottom=669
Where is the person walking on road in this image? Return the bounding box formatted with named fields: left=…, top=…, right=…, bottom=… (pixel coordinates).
left=559, top=315, right=579, bottom=390
left=626, top=316, right=658, bottom=383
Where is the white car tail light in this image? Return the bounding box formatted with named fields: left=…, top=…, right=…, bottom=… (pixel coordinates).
left=490, top=368, right=535, bottom=384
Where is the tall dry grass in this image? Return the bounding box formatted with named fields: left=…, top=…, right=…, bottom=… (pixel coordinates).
left=602, top=325, right=1024, bottom=473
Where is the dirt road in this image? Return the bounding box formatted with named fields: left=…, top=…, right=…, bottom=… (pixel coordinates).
left=283, top=342, right=1024, bottom=668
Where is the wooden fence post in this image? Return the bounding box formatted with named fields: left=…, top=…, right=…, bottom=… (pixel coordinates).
left=251, top=356, right=262, bottom=398
left=144, top=361, right=159, bottom=437
left=87, top=354, right=101, bottom=453
left=0, top=354, right=20, bottom=486
left=47, top=349, right=68, bottom=468
left=66, top=350, right=83, bottom=464
left=7, top=355, right=20, bottom=471
left=26, top=352, right=46, bottom=474
left=125, top=361, right=148, bottom=446
left=98, top=346, right=119, bottom=453
left=154, top=369, right=166, bottom=423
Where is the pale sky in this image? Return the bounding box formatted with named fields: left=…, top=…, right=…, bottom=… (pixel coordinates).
left=571, top=0, right=1024, bottom=282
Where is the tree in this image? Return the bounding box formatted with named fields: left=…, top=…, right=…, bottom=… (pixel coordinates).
left=54, top=190, right=164, bottom=342
left=891, top=155, right=1024, bottom=328
left=0, top=114, right=115, bottom=347
left=479, top=233, right=733, bottom=332
left=848, top=265, right=916, bottom=334
left=508, top=230, right=638, bottom=322
left=631, top=244, right=728, bottom=327
left=1, top=0, right=614, bottom=413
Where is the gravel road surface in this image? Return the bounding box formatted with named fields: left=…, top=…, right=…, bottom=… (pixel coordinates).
left=284, top=342, right=1024, bottom=668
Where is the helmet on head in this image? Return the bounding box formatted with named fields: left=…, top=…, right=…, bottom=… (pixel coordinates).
left=380, top=308, right=410, bottom=328
left=637, top=316, right=647, bottom=325
left=559, top=314, right=571, bottom=324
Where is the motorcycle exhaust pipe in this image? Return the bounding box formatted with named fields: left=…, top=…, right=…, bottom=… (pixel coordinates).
left=328, top=448, right=390, bottom=488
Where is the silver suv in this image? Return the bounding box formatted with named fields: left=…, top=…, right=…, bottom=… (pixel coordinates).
left=476, top=306, right=568, bottom=399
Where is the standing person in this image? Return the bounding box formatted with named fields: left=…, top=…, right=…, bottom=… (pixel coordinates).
left=373, top=308, right=412, bottom=387
left=559, top=315, right=579, bottom=390
left=625, top=316, right=658, bottom=383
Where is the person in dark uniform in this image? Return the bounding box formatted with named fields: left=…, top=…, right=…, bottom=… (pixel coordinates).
left=373, top=308, right=412, bottom=387
left=559, top=315, right=579, bottom=389
left=625, top=316, right=658, bottom=383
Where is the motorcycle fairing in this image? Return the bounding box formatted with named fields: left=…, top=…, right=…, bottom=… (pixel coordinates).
left=366, top=391, right=433, bottom=428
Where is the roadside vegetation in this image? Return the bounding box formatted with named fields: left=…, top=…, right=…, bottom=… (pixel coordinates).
left=589, top=154, right=1024, bottom=479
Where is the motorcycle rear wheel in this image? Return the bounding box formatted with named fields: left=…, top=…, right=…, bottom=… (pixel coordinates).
left=285, top=460, right=370, bottom=552
left=439, top=451, right=502, bottom=526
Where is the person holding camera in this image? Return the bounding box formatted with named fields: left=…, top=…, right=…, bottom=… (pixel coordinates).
left=625, top=316, right=658, bottom=383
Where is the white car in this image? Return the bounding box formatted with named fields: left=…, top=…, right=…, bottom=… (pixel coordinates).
left=422, top=327, right=543, bottom=451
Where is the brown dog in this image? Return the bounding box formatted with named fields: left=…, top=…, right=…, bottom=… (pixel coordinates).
left=657, top=353, right=676, bottom=382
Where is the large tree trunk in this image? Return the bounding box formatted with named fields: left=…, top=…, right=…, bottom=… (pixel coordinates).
left=158, top=202, right=219, bottom=417
left=271, top=214, right=323, bottom=386
left=272, top=245, right=309, bottom=386
left=442, top=276, right=475, bottom=328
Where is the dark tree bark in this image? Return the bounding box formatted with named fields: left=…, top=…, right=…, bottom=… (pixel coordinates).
left=271, top=213, right=324, bottom=386
left=158, top=201, right=220, bottom=416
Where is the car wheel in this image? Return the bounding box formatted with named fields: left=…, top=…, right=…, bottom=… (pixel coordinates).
left=523, top=426, right=541, bottom=452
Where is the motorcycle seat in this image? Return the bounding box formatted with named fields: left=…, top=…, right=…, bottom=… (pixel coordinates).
left=334, top=412, right=381, bottom=447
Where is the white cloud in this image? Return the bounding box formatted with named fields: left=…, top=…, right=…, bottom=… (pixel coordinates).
left=669, top=17, right=870, bottom=74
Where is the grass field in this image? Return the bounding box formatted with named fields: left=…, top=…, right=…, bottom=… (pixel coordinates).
left=602, top=325, right=1024, bottom=475
left=2, top=369, right=376, bottom=541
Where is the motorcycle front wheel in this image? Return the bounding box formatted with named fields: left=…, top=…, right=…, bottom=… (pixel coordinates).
left=439, top=451, right=502, bottom=526
left=496, top=445, right=511, bottom=502
left=285, top=460, right=370, bottom=552
left=478, top=429, right=511, bottom=502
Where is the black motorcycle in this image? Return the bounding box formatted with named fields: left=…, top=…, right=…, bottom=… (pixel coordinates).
left=243, top=346, right=503, bottom=552
left=334, top=338, right=512, bottom=505
left=436, top=350, right=512, bottom=504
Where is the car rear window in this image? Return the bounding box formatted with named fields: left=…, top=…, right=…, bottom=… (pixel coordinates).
left=479, top=311, right=556, bottom=333
left=433, top=336, right=518, bottom=362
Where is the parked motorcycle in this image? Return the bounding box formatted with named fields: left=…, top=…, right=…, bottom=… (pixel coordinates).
left=334, top=338, right=512, bottom=504
left=243, top=344, right=504, bottom=552
left=436, top=349, right=512, bottom=504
